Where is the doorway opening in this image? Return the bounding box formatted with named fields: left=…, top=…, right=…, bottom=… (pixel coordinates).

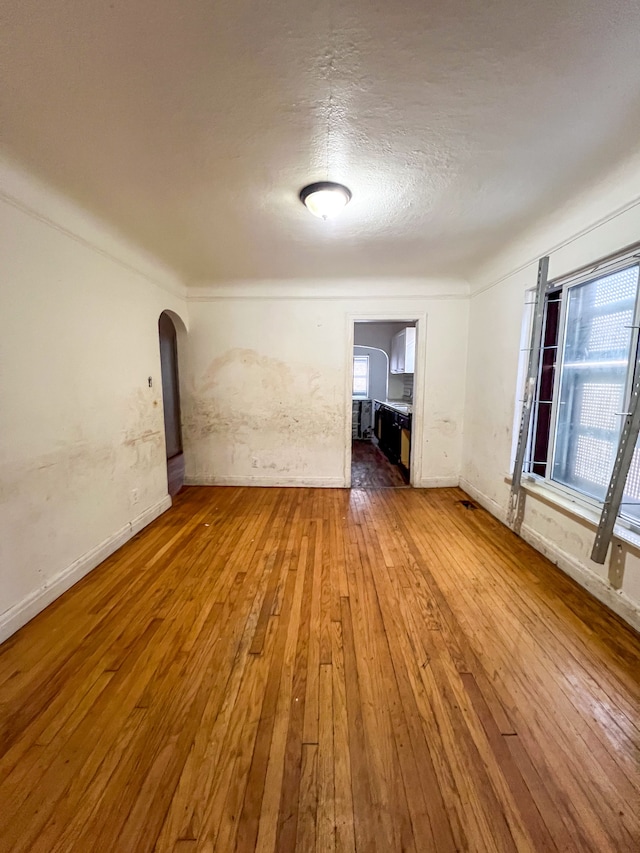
left=159, top=311, right=184, bottom=496
left=350, top=320, right=418, bottom=489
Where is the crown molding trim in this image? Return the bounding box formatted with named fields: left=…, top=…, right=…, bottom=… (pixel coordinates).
left=0, top=184, right=187, bottom=300
left=187, top=279, right=470, bottom=302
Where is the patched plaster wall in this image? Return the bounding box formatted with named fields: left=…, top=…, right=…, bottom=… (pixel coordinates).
left=183, top=283, right=468, bottom=488
left=0, top=159, right=188, bottom=642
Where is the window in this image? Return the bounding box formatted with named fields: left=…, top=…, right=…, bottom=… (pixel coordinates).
left=352, top=355, right=369, bottom=397
left=527, top=260, right=640, bottom=526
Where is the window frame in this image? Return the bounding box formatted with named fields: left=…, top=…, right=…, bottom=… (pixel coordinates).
left=352, top=354, right=370, bottom=398
left=524, top=250, right=640, bottom=532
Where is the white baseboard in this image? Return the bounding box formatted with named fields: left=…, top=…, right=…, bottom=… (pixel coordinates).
left=184, top=474, right=345, bottom=488
left=416, top=476, right=460, bottom=488
left=519, top=522, right=640, bottom=631
left=459, top=477, right=508, bottom=523
left=185, top=474, right=462, bottom=490
left=459, top=478, right=640, bottom=631
left=0, top=495, right=172, bottom=645
left=129, top=496, right=171, bottom=535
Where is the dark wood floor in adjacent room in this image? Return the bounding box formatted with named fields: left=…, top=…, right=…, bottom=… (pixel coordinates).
left=0, top=486, right=639, bottom=852
left=350, top=439, right=408, bottom=488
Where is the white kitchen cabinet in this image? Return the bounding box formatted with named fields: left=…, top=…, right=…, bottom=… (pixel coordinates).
left=390, top=327, right=416, bottom=374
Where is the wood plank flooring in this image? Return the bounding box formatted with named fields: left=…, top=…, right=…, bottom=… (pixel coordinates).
left=0, top=486, right=639, bottom=852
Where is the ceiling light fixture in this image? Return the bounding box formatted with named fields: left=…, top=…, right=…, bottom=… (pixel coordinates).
left=299, top=181, right=352, bottom=220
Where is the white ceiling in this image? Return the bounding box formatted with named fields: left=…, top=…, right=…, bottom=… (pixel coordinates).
left=2, top=1, right=640, bottom=283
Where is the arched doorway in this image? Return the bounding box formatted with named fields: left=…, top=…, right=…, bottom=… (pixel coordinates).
left=159, top=312, right=184, bottom=496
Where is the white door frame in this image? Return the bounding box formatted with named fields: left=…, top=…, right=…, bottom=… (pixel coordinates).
left=344, top=311, right=427, bottom=487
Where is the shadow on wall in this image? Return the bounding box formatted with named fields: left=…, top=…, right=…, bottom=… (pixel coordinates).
left=159, top=310, right=188, bottom=495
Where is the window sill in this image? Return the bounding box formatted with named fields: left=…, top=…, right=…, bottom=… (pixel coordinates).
left=504, top=474, right=640, bottom=554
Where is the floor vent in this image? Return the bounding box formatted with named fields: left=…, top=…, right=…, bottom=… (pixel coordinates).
left=458, top=499, right=477, bottom=510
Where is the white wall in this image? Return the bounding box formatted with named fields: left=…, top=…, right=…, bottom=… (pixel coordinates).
left=462, top=149, right=640, bottom=630
left=0, top=158, right=188, bottom=642
left=184, top=281, right=468, bottom=488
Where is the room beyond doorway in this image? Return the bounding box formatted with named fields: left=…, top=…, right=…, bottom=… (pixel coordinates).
left=349, top=318, right=419, bottom=489
left=158, top=311, right=184, bottom=496
left=351, top=439, right=409, bottom=488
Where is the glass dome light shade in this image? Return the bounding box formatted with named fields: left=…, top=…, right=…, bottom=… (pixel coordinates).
left=299, top=181, right=352, bottom=219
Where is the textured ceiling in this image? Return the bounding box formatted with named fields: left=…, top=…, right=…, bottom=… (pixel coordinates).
left=2, top=1, right=640, bottom=282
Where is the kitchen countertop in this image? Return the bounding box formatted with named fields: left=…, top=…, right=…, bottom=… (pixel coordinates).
left=374, top=399, right=413, bottom=415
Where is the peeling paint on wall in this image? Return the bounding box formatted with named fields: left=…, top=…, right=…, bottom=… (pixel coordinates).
left=185, top=348, right=341, bottom=442
left=183, top=298, right=468, bottom=487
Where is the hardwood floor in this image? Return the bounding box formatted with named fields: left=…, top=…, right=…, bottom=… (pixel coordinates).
left=0, top=486, right=639, bottom=852
left=350, top=439, right=408, bottom=488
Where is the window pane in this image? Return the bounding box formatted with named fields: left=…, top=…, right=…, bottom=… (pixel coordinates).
left=353, top=355, right=369, bottom=396
left=353, top=358, right=368, bottom=377
left=552, top=266, right=639, bottom=502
